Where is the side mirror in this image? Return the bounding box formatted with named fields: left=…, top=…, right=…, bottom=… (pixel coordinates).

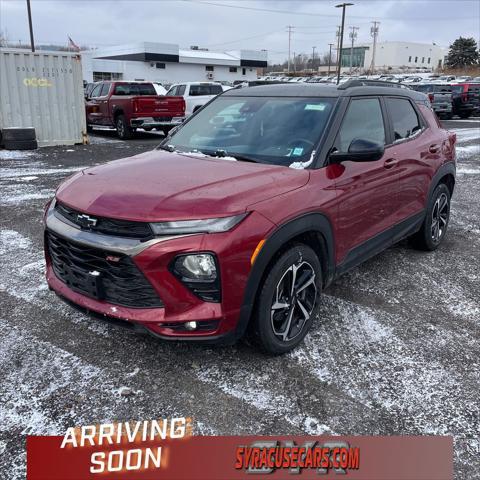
left=329, top=138, right=384, bottom=163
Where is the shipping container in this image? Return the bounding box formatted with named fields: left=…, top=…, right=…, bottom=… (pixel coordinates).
left=0, top=48, right=87, bottom=147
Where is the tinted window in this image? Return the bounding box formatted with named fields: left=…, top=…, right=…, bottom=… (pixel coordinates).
left=386, top=98, right=421, bottom=141
left=133, top=83, right=156, bottom=95
left=189, top=84, right=223, bottom=96
left=177, top=85, right=186, bottom=96
left=113, top=83, right=156, bottom=95
left=337, top=98, right=385, bottom=152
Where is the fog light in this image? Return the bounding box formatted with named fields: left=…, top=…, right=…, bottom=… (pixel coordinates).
left=184, top=321, right=197, bottom=331
left=173, top=254, right=217, bottom=282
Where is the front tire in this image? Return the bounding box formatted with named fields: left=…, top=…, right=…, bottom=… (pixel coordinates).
left=410, top=183, right=451, bottom=251
left=252, top=244, right=322, bottom=355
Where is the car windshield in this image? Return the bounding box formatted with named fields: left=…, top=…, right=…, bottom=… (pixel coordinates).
left=163, top=95, right=335, bottom=166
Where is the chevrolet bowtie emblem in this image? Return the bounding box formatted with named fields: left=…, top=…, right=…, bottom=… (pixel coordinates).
left=76, top=213, right=97, bottom=228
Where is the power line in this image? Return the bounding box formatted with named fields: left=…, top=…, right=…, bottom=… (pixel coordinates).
left=185, top=0, right=475, bottom=21
left=204, top=28, right=284, bottom=47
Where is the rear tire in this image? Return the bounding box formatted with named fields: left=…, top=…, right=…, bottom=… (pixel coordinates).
left=2, top=127, right=36, bottom=141
left=3, top=139, right=38, bottom=150
left=251, top=244, right=322, bottom=355
left=115, top=114, right=133, bottom=140
left=143, top=127, right=153, bottom=132
left=410, top=183, right=450, bottom=251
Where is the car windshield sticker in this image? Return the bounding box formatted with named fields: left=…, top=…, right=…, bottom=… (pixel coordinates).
left=305, top=103, right=326, bottom=111
left=292, top=147, right=304, bottom=156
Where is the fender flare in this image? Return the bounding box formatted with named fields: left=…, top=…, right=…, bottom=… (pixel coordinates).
left=234, top=212, right=335, bottom=340
left=427, top=162, right=456, bottom=200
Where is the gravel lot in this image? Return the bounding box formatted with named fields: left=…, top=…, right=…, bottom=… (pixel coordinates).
left=1, top=121, right=479, bottom=479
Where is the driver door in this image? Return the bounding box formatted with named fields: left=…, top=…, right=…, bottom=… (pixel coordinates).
left=332, top=97, right=400, bottom=264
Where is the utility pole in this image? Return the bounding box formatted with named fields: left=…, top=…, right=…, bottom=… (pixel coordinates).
left=335, top=26, right=341, bottom=68
left=335, top=3, right=353, bottom=84
left=349, top=26, right=359, bottom=73
left=287, top=25, right=294, bottom=74
left=312, top=46, right=316, bottom=72
left=26, top=0, right=35, bottom=52
left=328, top=43, right=334, bottom=75
left=370, top=21, right=380, bottom=74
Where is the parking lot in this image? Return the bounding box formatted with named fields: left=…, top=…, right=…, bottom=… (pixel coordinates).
left=0, top=119, right=479, bottom=479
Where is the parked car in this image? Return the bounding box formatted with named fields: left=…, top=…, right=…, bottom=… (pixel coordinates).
left=410, top=84, right=453, bottom=119
left=166, top=82, right=224, bottom=116
left=45, top=82, right=456, bottom=354
left=449, top=83, right=480, bottom=118
left=152, top=82, right=168, bottom=96
left=85, top=81, right=185, bottom=138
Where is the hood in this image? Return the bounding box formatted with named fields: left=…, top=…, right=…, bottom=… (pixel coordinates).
left=56, top=150, right=309, bottom=221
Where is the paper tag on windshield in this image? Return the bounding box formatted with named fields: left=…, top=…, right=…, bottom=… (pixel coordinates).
left=292, top=147, right=304, bottom=156
left=305, top=104, right=326, bottom=111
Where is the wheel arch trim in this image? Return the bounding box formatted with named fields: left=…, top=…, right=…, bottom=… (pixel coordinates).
left=234, top=212, right=335, bottom=340
left=428, top=162, right=456, bottom=200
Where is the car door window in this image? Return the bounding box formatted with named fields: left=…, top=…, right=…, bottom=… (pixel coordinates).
left=386, top=98, right=421, bottom=141
left=337, top=98, right=385, bottom=152
left=91, top=83, right=103, bottom=98
left=177, top=85, right=186, bottom=96
left=166, top=86, right=178, bottom=96
left=99, top=83, right=110, bottom=97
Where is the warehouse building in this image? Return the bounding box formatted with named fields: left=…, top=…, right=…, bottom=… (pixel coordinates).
left=340, top=41, right=448, bottom=72
left=81, top=42, right=267, bottom=84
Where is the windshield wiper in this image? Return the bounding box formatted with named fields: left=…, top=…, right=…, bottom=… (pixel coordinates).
left=204, top=149, right=259, bottom=163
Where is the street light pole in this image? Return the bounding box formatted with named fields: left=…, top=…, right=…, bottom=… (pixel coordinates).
left=26, top=0, right=35, bottom=52
left=328, top=43, right=334, bottom=75
left=312, top=46, right=316, bottom=72
left=335, top=3, right=353, bottom=85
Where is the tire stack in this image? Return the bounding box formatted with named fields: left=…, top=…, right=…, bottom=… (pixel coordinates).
left=1, top=128, right=38, bottom=150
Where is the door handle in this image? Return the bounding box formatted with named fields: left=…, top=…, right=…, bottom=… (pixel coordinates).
left=383, top=158, right=397, bottom=169
left=429, top=144, right=439, bottom=153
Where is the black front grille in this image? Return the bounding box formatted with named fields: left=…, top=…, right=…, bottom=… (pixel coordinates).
left=55, top=202, right=153, bottom=240
left=46, top=231, right=163, bottom=308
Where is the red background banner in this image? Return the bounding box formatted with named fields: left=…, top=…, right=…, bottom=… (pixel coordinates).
left=27, top=435, right=453, bottom=480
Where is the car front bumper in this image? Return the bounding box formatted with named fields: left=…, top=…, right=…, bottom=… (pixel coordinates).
left=44, top=201, right=274, bottom=342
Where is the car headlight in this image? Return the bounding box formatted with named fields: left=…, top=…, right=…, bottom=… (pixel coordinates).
left=150, top=213, right=247, bottom=235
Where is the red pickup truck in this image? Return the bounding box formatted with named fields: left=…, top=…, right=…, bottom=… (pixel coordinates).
left=85, top=81, right=185, bottom=139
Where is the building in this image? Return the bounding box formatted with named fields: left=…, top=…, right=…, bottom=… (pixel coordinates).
left=340, top=41, right=448, bottom=73
left=81, top=42, right=267, bottom=84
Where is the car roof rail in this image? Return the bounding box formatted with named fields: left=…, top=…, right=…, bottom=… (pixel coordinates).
left=338, top=79, right=409, bottom=90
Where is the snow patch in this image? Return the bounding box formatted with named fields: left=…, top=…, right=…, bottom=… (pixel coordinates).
left=0, top=150, right=39, bottom=160
left=289, top=150, right=316, bottom=170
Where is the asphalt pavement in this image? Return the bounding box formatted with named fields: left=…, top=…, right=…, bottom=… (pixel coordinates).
left=0, top=119, right=479, bottom=479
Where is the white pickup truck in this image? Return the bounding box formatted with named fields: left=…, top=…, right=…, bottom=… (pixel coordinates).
left=165, top=82, right=225, bottom=116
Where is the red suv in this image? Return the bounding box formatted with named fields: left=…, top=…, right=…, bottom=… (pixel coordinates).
left=44, top=81, right=456, bottom=354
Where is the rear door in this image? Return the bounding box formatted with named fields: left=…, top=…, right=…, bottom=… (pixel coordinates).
left=332, top=96, right=400, bottom=261
left=384, top=96, right=438, bottom=223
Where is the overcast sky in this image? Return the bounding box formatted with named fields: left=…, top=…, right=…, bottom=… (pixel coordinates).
left=1, top=0, right=479, bottom=63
